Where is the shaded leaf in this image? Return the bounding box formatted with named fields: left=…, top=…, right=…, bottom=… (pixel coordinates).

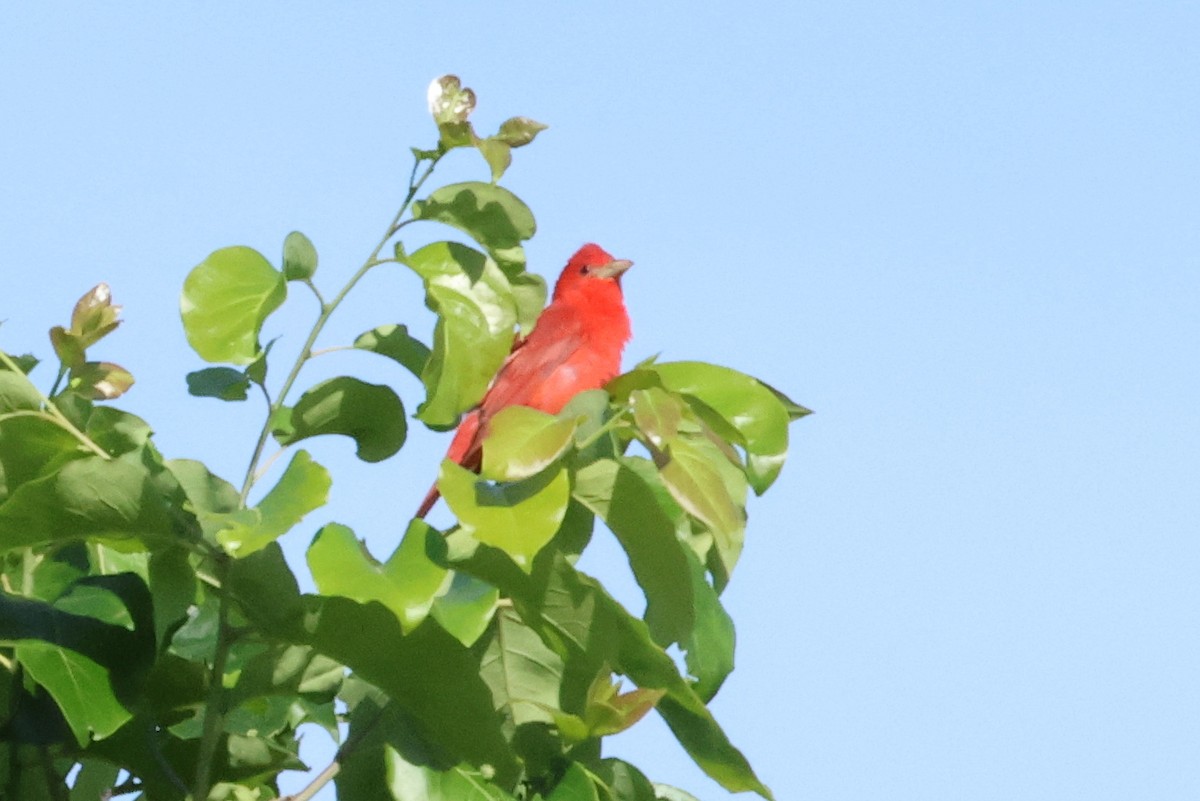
left=411, top=182, right=535, bottom=275
left=495, top=117, right=548, bottom=148
left=0, top=369, right=43, bottom=413
left=273, top=376, right=406, bottom=462
left=187, top=366, right=250, bottom=401
left=354, top=324, right=431, bottom=379
left=49, top=325, right=86, bottom=368
left=180, top=246, right=286, bottom=365
left=479, top=607, right=564, bottom=731
left=15, top=643, right=131, bottom=744
left=216, top=450, right=331, bottom=557
left=282, top=230, right=318, bottom=281
left=386, top=747, right=518, bottom=801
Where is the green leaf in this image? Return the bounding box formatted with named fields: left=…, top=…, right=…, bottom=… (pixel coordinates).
left=149, top=546, right=198, bottom=649
left=282, top=230, right=318, bottom=281
left=629, top=387, right=683, bottom=449
left=593, top=760, right=657, bottom=801
left=655, top=435, right=748, bottom=586
left=0, top=448, right=190, bottom=551
left=0, top=352, right=39, bottom=375
left=536, top=558, right=772, bottom=799
left=166, top=458, right=241, bottom=541
left=495, top=116, right=548, bottom=148
left=510, top=272, right=548, bottom=336
left=431, top=571, right=499, bottom=647
left=272, top=376, right=406, bottom=462
left=186, top=367, right=250, bottom=401
left=0, top=415, right=83, bottom=504
left=477, top=137, right=512, bottom=182
left=650, top=362, right=800, bottom=494
left=479, top=607, right=564, bottom=730
left=0, top=369, right=42, bottom=412
left=216, top=450, right=331, bottom=557
left=386, top=747, right=518, bottom=801
left=573, top=458, right=694, bottom=646
left=308, top=521, right=449, bottom=634
left=438, top=460, right=570, bottom=571
left=404, top=242, right=517, bottom=428
left=49, top=325, right=86, bottom=368
left=355, top=324, right=432, bottom=379
left=547, top=763, right=600, bottom=801
left=410, top=182, right=536, bottom=275
left=680, top=549, right=735, bottom=702
left=68, top=361, right=134, bottom=400
left=481, top=406, right=578, bottom=481
left=15, top=642, right=131, bottom=744
left=68, top=760, right=122, bottom=801
left=303, top=599, right=519, bottom=784
left=180, top=245, right=287, bottom=365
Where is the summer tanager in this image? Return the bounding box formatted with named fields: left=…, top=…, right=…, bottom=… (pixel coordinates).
left=415, top=243, right=633, bottom=518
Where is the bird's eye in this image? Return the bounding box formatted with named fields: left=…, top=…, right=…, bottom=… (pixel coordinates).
left=579, top=266, right=589, bottom=275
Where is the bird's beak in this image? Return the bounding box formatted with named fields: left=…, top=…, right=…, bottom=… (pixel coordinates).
left=594, top=258, right=633, bottom=279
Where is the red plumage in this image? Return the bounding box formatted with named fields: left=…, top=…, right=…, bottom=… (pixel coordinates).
left=415, top=243, right=633, bottom=518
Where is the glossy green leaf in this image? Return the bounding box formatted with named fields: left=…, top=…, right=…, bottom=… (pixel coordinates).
left=282, top=230, right=318, bottom=281
left=354, top=324, right=431, bottom=379
left=186, top=366, right=250, bottom=401
left=510, top=272, right=548, bottom=335
left=0, top=448, right=187, bottom=551
left=15, top=642, right=131, bottom=744
left=386, top=747, right=518, bottom=801
left=411, top=182, right=535, bottom=275
left=438, top=459, right=570, bottom=571
left=83, top=406, right=153, bottom=457
left=308, top=521, right=449, bottom=633
left=405, top=242, right=517, bottom=428
left=217, top=450, right=331, bottom=557
left=166, top=458, right=240, bottom=541
left=49, top=325, right=86, bottom=368
left=477, top=137, right=512, bottom=182
left=650, top=362, right=799, bottom=494
left=180, top=246, right=286, bottom=365
left=629, top=387, right=683, bottom=449
left=0, top=369, right=42, bottom=413
left=431, top=571, right=500, bottom=647
left=481, top=405, right=578, bottom=481
left=273, top=376, right=406, bottom=462
left=572, top=458, right=694, bottom=646
left=479, top=607, right=563, bottom=730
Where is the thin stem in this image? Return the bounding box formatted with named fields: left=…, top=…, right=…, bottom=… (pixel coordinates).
left=575, top=406, right=631, bottom=452
left=236, top=153, right=441, bottom=503
left=0, top=349, right=110, bottom=460
left=191, top=557, right=234, bottom=801
left=281, top=761, right=340, bottom=801
left=48, top=364, right=67, bottom=397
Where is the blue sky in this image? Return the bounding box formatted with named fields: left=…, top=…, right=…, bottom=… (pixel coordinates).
left=3, top=2, right=1198, bottom=799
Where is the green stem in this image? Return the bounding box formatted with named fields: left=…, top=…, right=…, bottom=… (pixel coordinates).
left=47, top=364, right=67, bottom=397
left=574, top=406, right=631, bottom=452
left=236, top=153, right=441, bottom=503
left=191, top=556, right=234, bottom=801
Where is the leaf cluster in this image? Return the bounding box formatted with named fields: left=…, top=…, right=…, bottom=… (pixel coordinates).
left=0, top=76, right=809, bottom=801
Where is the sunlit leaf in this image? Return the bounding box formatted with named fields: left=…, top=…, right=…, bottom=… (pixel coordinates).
left=438, top=459, right=569, bottom=571
left=68, top=283, right=123, bottom=348
left=481, top=405, right=578, bottom=481
left=386, top=747, right=518, bottom=801
left=629, top=387, right=683, bottom=449
left=680, top=549, right=735, bottom=702
left=477, top=137, right=512, bottom=182
left=68, top=361, right=134, bottom=400
left=307, top=521, right=449, bottom=633
left=15, top=642, right=131, bottom=744
left=354, top=324, right=431, bottom=379
left=180, top=246, right=286, bottom=365
left=593, top=760, right=657, bottom=801
left=282, top=230, right=318, bottom=281
left=216, top=450, right=331, bottom=557
left=650, top=362, right=799, bottom=494
left=272, top=376, right=406, bottom=462
left=495, top=117, right=548, bottom=148
left=431, top=571, right=499, bottom=647
left=49, top=325, right=86, bottom=368
left=411, top=182, right=535, bottom=275
left=405, top=242, right=517, bottom=428
left=0, top=369, right=43, bottom=413
left=510, top=272, right=548, bottom=335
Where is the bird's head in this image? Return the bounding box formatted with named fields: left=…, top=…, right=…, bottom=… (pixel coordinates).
left=553, top=243, right=633, bottom=299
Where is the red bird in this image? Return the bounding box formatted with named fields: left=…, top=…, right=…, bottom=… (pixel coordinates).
left=416, top=243, right=633, bottom=518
